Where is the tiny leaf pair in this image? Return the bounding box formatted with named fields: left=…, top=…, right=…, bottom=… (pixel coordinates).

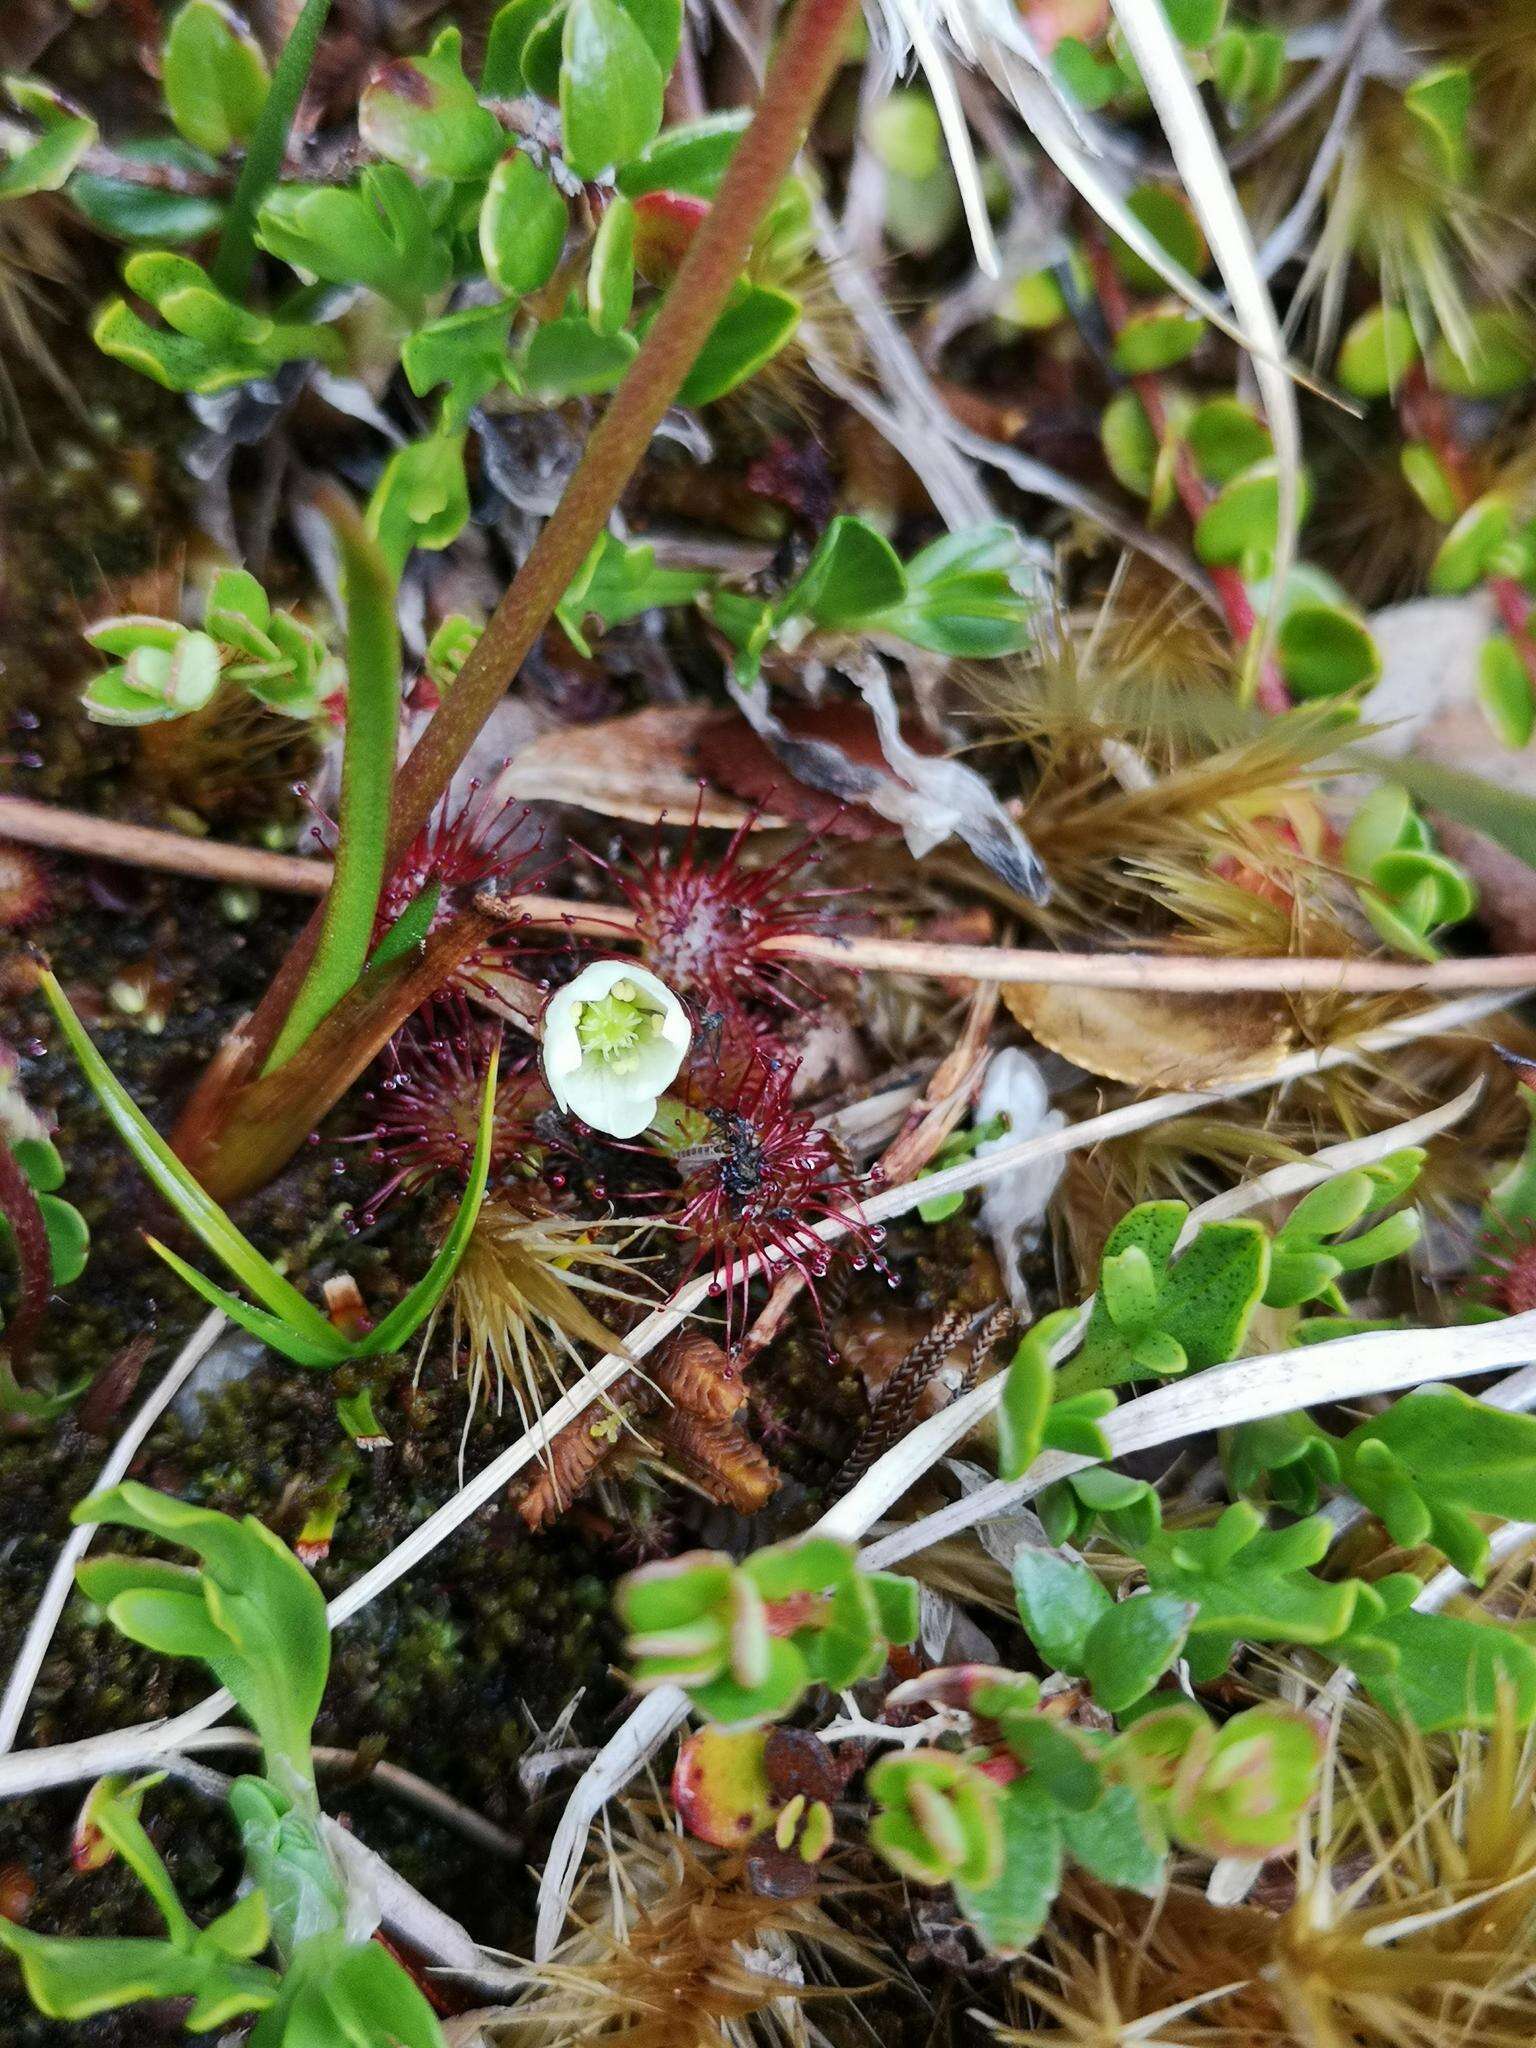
left=618, top=1535, right=919, bottom=1726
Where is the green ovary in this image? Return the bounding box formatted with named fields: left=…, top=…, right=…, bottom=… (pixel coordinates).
left=572, top=981, right=668, bottom=1075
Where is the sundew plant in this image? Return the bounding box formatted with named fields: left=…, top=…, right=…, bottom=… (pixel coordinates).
left=6, top=0, right=1536, bottom=2043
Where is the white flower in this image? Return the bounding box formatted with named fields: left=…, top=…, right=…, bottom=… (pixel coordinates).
left=541, top=961, right=692, bottom=1139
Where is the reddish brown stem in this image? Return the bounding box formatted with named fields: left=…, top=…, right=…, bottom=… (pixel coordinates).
left=0, top=1143, right=51, bottom=1375
left=188, top=0, right=860, bottom=1179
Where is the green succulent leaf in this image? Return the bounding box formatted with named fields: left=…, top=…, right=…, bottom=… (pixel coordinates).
left=677, top=280, right=801, bottom=405
left=560, top=0, right=664, bottom=180
left=75, top=1482, right=329, bottom=1782
left=163, top=1, right=269, bottom=156
left=359, top=26, right=502, bottom=182
left=952, top=1779, right=1064, bottom=1956
left=479, top=150, right=568, bottom=298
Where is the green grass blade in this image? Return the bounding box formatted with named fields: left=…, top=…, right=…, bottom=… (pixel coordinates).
left=366, top=1040, right=500, bottom=1353
left=146, top=1240, right=348, bottom=1368
left=213, top=0, right=335, bottom=297
left=267, top=486, right=400, bottom=1071
left=40, top=972, right=341, bottom=1351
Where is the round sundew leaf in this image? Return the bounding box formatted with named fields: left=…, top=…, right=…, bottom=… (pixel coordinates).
left=1193, top=458, right=1309, bottom=569
left=1183, top=395, right=1271, bottom=484
left=588, top=193, right=636, bottom=335
left=1109, top=184, right=1207, bottom=293
left=1337, top=303, right=1420, bottom=399
left=1429, top=492, right=1514, bottom=593
left=1399, top=440, right=1460, bottom=523
left=1101, top=387, right=1158, bottom=496
left=560, top=0, right=664, bottom=181
left=1277, top=602, right=1381, bottom=699
left=1431, top=309, right=1536, bottom=399
left=1112, top=303, right=1206, bottom=374
left=1477, top=633, right=1536, bottom=749
left=37, top=1194, right=89, bottom=1286
left=479, top=151, right=568, bottom=298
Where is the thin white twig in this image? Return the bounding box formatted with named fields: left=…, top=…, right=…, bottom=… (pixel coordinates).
left=530, top=1056, right=1495, bottom=1955
left=1106, top=0, right=1300, bottom=674
left=537, top=1309, right=1536, bottom=1958
left=0, top=1307, right=228, bottom=1755
left=0, top=996, right=1512, bottom=1919
left=174, top=1727, right=522, bottom=1859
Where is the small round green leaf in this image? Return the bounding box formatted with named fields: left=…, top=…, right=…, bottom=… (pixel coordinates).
left=1399, top=441, right=1460, bottom=523
left=1277, top=602, right=1380, bottom=698
left=1337, top=304, right=1420, bottom=399
left=1101, top=388, right=1158, bottom=497
left=162, top=1, right=268, bottom=156
left=1112, top=303, right=1206, bottom=374
left=1183, top=396, right=1271, bottom=485
left=1429, top=492, right=1514, bottom=594
left=678, top=282, right=800, bottom=405
left=1477, top=634, right=1536, bottom=749
left=1109, top=185, right=1207, bottom=293
left=561, top=0, right=664, bottom=181
left=479, top=151, right=568, bottom=298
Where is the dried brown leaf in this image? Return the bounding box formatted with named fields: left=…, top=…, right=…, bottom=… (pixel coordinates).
left=500, top=706, right=775, bottom=829
left=1001, top=980, right=1295, bottom=1088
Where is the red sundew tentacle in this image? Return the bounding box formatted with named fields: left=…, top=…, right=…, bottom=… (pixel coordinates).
left=348, top=997, right=546, bottom=1225
left=671, top=1048, right=884, bottom=1348
left=585, top=799, right=856, bottom=1022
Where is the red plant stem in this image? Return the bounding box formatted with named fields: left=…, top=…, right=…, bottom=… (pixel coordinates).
left=1087, top=241, right=1291, bottom=714
left=1400, top=364, right=1536, bottom=695
left=0, top=1143, right=50, bottom=1374
left=225, top=0, right=861, bottom=1105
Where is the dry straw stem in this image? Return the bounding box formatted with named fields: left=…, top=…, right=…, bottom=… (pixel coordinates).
left=0, top=991, right=1504, bottom=1843
left=14, top=794, right=1536, bottom=997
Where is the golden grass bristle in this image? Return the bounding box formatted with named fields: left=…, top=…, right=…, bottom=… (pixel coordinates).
left=426, top=1194, right=649, bottom=1439
left=998, top=1690, right=1536, bottom=2047
left=503, top=1799, right=887, bottom=2048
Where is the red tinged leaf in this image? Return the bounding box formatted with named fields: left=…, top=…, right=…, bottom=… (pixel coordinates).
left=633, top=189, right=711, bottom=283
